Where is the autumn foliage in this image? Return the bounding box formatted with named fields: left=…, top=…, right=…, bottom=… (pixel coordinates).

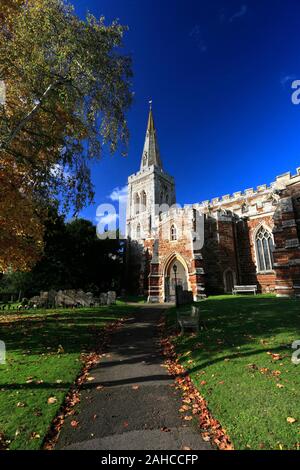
left=0, top=0, right=132, bottom=271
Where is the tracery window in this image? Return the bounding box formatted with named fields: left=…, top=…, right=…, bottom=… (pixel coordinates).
left=255, top=226, right=274, bottom=272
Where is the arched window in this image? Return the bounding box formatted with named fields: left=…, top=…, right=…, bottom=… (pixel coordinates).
left=255, top=226, right=274, bottom=272
left=170, top=224, right=177, bottom=241
left=136, top=223, right=141, bottom=239
left=134, top=193, right=140, bottom=215
left=141, top=191, right=147, bottom=211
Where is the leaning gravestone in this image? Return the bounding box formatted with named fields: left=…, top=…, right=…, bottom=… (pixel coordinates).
left=99, top=293, right=108, bottom=305
left=107, top=291, right=117, bottom=305
left=48, top=290, right=57, bottom=308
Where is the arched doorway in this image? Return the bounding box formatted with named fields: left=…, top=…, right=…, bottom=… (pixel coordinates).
left=223, top=268, right=236, bottom=294
left=164, top=256, right=189, bottom=302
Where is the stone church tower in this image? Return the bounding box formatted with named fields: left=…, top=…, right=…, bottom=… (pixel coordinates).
left=126, top=105, right=176, bottom=241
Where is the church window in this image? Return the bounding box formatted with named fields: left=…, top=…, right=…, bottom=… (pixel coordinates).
left=136, top=223, right=141, bottom=239
left=170, top=224, right=177, bottom=241
left=134, top=193, right=140, bottom=215
left=141, top=191, right=147, bottom=211
left=255, top=226, right=274, bottom=272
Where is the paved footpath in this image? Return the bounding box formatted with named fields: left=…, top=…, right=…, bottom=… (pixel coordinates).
left=56, top=305, right=211, bottom=450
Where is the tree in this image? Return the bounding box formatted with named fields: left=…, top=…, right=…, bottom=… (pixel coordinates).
left=0, top=0, right=132, bottom=271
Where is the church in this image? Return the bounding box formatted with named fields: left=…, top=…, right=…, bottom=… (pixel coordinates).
left=126, top=106, right=300, bottom=302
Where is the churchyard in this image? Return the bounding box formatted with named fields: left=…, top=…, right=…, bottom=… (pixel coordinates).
left=0, top=294, right=299, bottom=450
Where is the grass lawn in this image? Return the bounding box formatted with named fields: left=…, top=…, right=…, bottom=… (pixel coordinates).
left=168, top=295, right=300, bottom=450
left=0, top=304, right=135, bottom=450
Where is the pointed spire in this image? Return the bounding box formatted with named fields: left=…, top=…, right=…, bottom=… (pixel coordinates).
left=140, top=101, right=163, bottom=170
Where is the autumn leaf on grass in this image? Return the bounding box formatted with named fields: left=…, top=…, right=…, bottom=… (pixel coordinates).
left=287, top=417, right=297, bottom=424
left=247, top=363, right=258, bottom=370
left=16, top=402, right=26, bottom=408
left=276, top=383, right=284, bottom=389
left=30, top=432, right=40, bottom=440
left=47, top=397, right=57, bottom=405
left=267, top=352, right=282, bottom=361
left=200, top=381, right=207, bottom=386
left=70, top=420, right=79, bottom=428
left=272, top=370, right=281, bottom=377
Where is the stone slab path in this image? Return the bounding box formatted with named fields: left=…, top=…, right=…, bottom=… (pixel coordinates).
left=56, top=305, right=211, bottom=450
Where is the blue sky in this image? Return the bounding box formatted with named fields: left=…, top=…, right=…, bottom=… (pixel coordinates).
left=72, top=0, right=300, bottom=223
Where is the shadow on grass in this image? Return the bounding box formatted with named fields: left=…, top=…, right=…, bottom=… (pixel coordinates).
left=0, top=306, right=136, bottom=356
left=166, top=295, right=300, bottom=368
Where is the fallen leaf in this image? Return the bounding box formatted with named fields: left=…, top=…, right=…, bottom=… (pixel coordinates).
left=182, top=446, right=192, bottom=450
left=161, top=427, right=171, bottom=432
left=277, top=384, right=284, bottom=389
left=16, top=402, right=26, bottom=408
left=47, top=397, right=57, bottom=405
left=272, top=370, right=281, bottom=377
left=70, top=420, right=79, bottom=428
left=287, top=417, right=297, bottom=424
left=132, top=385, right=140, bottom=390
left=87, top=376, right=95, bottom=382
left=184, top=416, right=193, bottom=421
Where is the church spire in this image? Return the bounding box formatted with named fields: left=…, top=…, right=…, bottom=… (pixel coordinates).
left=140, top=102, right=163, bottom=170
